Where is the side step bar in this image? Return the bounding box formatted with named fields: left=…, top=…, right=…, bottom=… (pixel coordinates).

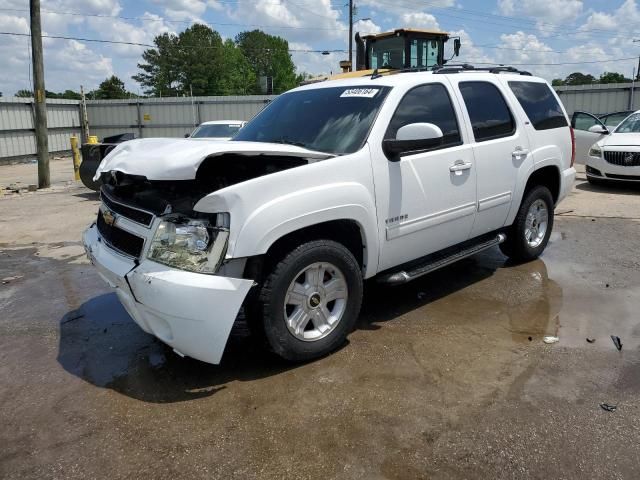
left=378, top=233, right=506, bottom=285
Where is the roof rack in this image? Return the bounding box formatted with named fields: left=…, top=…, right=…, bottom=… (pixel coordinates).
left=432, top=64, right=532, bottom=76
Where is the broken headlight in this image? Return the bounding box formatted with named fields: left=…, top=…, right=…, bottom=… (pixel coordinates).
left=147, top=213, right=230, bottom=274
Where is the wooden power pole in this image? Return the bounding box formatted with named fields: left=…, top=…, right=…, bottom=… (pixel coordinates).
left=30, top=0, right=50, bottom=188
left=348, top=0, right=353, bottom=72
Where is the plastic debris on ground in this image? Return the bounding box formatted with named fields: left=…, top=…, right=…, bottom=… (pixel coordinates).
left=543, top=336, right=559, bottom=344
left=600, top=403, right=617, bottom=412
left=611, top=335, right=623, bottom=351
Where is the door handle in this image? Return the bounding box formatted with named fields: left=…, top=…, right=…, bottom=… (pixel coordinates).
left=449, top=161, right=472, bottom=174
left=512, top=147, right=529, bottom=159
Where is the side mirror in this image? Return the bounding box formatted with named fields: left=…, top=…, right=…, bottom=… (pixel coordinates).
left=454, top=38, right=461, bottom=57
left=184, top=133, right=190, bottom=138
left=383, top=123, right=443, bottom=162
left=588, top=124, right=609, bottom=135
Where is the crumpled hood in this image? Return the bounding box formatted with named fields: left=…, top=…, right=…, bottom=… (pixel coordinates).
left=600, top=133, right=640, bottom=148
left=94, top=138, right=334, bottom=181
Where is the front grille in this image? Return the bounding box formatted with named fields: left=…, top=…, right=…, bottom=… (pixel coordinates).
left=604, top=151, right=640, bottom=167
left=97, top=211, right=145, bottom=258
left=101, top=188, right=154, bottom=227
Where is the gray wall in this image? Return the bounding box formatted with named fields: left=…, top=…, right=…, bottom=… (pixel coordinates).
left=0, top=97, right=81, bottom=161
left=2, top=84, right=639, bottom=162
left=86, top=95, right=276, bottom=140
left=554, top=82, right=640, bottom=116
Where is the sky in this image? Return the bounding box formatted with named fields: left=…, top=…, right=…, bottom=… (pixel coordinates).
left=1, top=0, right=640, bottom=96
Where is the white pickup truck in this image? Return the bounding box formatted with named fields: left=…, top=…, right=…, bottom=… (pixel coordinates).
left=83, top=66, right=576, bottom=364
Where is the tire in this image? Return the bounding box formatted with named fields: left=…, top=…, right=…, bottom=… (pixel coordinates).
left=255, top=240, right=363, bottom=362
left=500, top=185, right=554, bottom=263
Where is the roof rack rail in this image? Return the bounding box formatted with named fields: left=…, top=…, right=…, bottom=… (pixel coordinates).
left=432, top=64, right=532, bottom=76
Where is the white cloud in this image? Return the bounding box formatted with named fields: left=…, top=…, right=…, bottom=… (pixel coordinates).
left=497, top=0, right=583, bottom=30
left=399, top=12, right=440, bottom=30
left=227, top=0, right=347, bottom=42
left=354, top=18, right=382, bottom=35
left=581, top=0, right=640, bottom=32
left=151, top=0, right=207, bottom=21
left=86, top=12, right=174, bottom=57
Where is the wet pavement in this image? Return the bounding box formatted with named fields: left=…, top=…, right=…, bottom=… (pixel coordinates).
left=1, top=167, right=640, bottom=479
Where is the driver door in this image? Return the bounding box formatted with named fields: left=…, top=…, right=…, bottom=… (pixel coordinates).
left=571, top=111, right=609, bottom=164
left=376, top=82, right=477, bottom=271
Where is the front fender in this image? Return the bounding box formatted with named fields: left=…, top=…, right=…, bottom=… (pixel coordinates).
left=236, top=182, right=378, bottom=277
left=193, top=149, right=380, bottom=278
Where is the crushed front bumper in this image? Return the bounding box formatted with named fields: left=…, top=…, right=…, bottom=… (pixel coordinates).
left=83, top=224, right=253, bottom=364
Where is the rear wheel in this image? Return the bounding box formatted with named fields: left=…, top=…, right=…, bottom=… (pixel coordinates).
left=500, top=185, right=554, bottom=262
left=256, top=240, right=363, bottom=362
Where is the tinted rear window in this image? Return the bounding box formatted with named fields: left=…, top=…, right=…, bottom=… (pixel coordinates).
left=508, top=81, right=568, bottom=130
left=459, top=81, right=515, bottom=142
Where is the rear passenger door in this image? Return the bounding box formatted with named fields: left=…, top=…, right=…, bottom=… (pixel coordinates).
left=451, top=79, right=532, bottom=238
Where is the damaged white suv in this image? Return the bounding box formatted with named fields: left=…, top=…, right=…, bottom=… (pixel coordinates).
left=84, top=67, right=576, bottom=364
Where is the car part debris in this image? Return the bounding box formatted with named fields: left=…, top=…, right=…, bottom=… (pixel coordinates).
left=586, top=337, right=596, bottom=343
left=600, top=403, right=617, bottom=412
left=543, top=336, right=559, bottom=344
left=611, top=335, right=622, bottom=351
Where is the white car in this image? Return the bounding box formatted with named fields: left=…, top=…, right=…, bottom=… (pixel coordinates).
left=84, top=67, right=575, bottom=365
left=585, top=111, right=640, bottom=184
left=187, top=120, right=247, bottom=140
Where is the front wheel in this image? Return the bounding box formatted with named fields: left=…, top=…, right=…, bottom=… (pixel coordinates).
left=500, top=185, right=554, bottom=262
left=256, top=240, right=363, bottom=362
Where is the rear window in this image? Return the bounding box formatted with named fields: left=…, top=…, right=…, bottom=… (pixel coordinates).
left=459, top=81, right=515, bottom=142
left=508, top=81, right=568, bottom=130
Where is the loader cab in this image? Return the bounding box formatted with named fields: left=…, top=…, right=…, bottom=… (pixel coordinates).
left=355, top=29, right=459, bottom=71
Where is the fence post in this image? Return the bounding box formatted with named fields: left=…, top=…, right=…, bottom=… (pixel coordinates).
left=70, top=135, right=81, bottom=181
left=136, top=101, right=143, bottom=138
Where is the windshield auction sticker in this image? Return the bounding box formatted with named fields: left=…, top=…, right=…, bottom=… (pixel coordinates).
left=340, top=88, right=380, bottom=98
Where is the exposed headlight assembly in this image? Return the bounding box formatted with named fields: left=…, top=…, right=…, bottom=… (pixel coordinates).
left=588, top=145, right=602, bottom=157
left=147, top=213, right=230, bottom=274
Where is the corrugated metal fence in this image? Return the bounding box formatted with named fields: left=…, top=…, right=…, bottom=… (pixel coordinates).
left=0, top=97, right=81, bottom=161
left=554, top=82, right=640, bottom=116
left=86, top=95, right=276, bottom=140
left=1, top=83, right=639, bottom=162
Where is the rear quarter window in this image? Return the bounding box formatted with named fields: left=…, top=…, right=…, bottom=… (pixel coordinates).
left=508, top=81, right=568, bottom=130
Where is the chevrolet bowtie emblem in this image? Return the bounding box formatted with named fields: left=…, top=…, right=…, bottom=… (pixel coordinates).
left=102, top=209, right=116, bottom=226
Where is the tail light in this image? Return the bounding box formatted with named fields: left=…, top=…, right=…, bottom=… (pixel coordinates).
left=570, top=127, right=576, bottom=167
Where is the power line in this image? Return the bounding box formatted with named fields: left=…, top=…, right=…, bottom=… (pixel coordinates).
left=0, top=31, right=346, bottom=53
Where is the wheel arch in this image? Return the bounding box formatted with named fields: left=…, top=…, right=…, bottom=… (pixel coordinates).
left=524, top=165, right=561, bottom=204
left=244, top=218, right=372, bottom=281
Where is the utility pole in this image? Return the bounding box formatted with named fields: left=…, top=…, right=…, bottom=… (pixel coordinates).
left=30, top=0, right=49, bottom=188
left=348, top=0, right=353, bottom=72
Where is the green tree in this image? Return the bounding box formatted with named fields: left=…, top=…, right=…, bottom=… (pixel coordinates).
left=217, top=39, right=257, bottom=95
left=15, top=89, right=33, bottom=97
left=133, top=32, right=181, bottom=96
left=551, top=78, right=565, bottom=86
left=175, top=24, right=226, bottom=95
left=236, top=30, right=299, bottom=94
left=599, top=71, right=631, bottom=84
left=563, top=72, right=596, bottom=85
left=91, top=75, right=129, bottom=99
left=60, top=90, right=82, bottom=100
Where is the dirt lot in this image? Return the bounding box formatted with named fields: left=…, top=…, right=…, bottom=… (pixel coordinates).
left=1, top=159, right=640, bottom=479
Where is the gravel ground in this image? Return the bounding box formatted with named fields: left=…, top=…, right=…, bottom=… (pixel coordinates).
left=1, top=159, right=639, bottom=479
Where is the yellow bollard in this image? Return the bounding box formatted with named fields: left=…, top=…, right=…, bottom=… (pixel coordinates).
left=70, top=135, right=81, bottom=181
left=87, top=135, right=99, bottom=144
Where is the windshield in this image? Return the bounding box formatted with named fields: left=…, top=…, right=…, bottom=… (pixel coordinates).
left=234, top=86, right=391, bottom=155
left=614, top=113, right=640, bottom=133
left=191, top=123, right=243, bottom=138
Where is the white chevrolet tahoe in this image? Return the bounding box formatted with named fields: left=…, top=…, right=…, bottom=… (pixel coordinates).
left=83, top=67, right=576, bottom=364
